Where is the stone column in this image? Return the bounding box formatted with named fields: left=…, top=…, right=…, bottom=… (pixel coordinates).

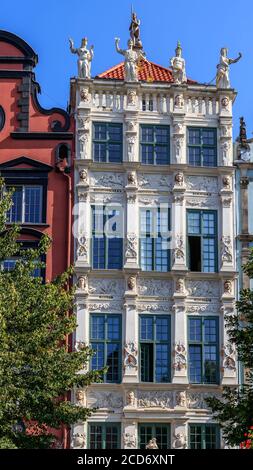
left=122, top=276, right=138, bottom=383
left=75, top=178, right=90, bottom=269
left=76, top=83, right=92, bottom=162
left=171, top=174, right=186, bottom=270
left=221, top=282, right=237, bottom=385
left=172, top=421, right=187, bottom=449
left=122, top=420, right=138, bottom=449
left=172, top=286, right=188, bottom=384
left=124, top=183, right=139, bottom=270
left=220, top=176, right=234, bottom=272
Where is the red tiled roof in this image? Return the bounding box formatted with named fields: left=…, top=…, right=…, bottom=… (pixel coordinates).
left=96, top=60, right=196, bottom=84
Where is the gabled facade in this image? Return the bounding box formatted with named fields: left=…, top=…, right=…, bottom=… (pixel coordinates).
left=0, top=30, right=74, bottom=447
left=70, top=16, right=238, bottom=450
left=0, top=30, right=73, bottom=282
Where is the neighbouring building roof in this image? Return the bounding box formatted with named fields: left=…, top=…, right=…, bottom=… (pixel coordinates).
left=96, top=60, right=196, bottom=84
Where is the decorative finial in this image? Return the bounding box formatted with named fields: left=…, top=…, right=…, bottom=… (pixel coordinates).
left=129, top=10, right=143, bottom=50
left=170, top=41, right=187, bottom=84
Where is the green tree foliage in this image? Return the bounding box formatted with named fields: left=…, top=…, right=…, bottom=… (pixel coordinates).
left=206, top=250, right=253, bottom=446
left=0, top=179, right=101, bottom=448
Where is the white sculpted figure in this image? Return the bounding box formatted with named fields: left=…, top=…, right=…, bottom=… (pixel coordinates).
left=115, top=38, right=144, bottom=82
left=69, top=37, right=94, bottom=79
left=216, top=48, right=242, bottom=88
left=170, top=41, right=187, bottom=84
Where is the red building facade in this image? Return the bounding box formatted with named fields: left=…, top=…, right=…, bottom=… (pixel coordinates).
left=0, top=30, right=73, bottom=282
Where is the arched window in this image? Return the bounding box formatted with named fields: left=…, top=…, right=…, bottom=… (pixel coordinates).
left=0, top=106, right=5, bottom=132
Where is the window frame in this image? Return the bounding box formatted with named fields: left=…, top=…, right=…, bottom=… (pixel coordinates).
left=88, top=422, right=121, bottom=449
left=90, top=313, right=122, bottom=384
left=91, top=205, right=123, bottom=270
left=140, top=207, right=171, bottom=272
left=140, top=124, right=170, bottom=165
left=6, top=184, right=43, bottom=224
left=189, top=424, right=220, bottom=449
left=187, top=209, right=218, bottom=273
left=139, top=314, right=171, bottom=383
left=138, top=423, right=171, bottom=449
left=187, top=127, right=217, bottom=167
left=188, top=316, right=220, bottom=385
left=92, top=122, right=123, bottom=163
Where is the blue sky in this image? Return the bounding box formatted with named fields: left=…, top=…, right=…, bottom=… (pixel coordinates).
left=1, top=0, right=253, bottom=138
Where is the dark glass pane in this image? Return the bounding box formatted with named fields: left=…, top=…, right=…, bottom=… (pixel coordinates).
left=91, top=343, right=104, bottom=371
left=189, top=425, right=202, bottom=449
left=205, top=426, right=218, bottom=449
left=89, top=425, right=103, bottom=449
left=189, top=147, right=201, bottom=166
left=140, top=343, right=153, bottom=382
left=91, top=316, right=105, bottom=340
left=187, top=212, right=200, bottom=234
left=189, top=129, right=201, bottom=145
left=24, top=186, right=42, bottom=223
left=94, top=143, right=106, bottom=162
left=140, top=238, right=153, bottom=271
left=140, top=317, right=153, bottom=340
left=189, top=345, right=202, bottom=383
left=155, top=127, right=169, bottom=144
left=141, top=144, right=154, bottom=164
left=107, top=238, right=122, bottom=269
left=203, top=147, right=216, bottom=166
left=142, top=127, right=154, bottom=143
left=92, top=237, right=105, bottom=269
left=156, top=317, right=169, bottom=341
left=7, top=187, right=22, bottom=222
left=155, top=145, right=169, bottom=164
left=139, top=425, right=153, bottom=449
left=202, top=129, right=215, bottom=145
left=155, top=344, right=169, bottom=382
left=204, top=345, right=217, bottom=383
left=105, top=426, right=119, bottom=449
left=155, top=426, right=169, bottom=449
left=189, top=318, right=202, bottom=341
left=202, top=212, right=215, bottom=235
left=107, top=316, right=120, bottom=340
left=108, top=143, right=121, bottom=162
left=94, top=123, right=106, bottom=140
left=203, top=238, right=215, bottom=272
left=155, top=238, right=169, bottom=272
left=106, top=343, right=119, bottom=382
left=204, top=319, right=217, bottom=342
left=108, top=125, right=122, bottom=142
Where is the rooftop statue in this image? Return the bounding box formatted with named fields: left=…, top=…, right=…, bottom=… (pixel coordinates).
left=69, top=37, right=94, bottom=79
left=170, top=41, right=187, bottom=84
left=129, top=11, right=143, bottom=49
left=216, top=48, right=242, bottom=88
left=115, top=37, right=145, bottom=82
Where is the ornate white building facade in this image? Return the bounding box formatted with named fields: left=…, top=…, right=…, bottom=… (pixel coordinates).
left=69, top=19, right=239, bottom=450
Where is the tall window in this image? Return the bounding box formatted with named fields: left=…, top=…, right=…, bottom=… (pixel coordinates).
left=187, top=210, right=217, bottom=272
left=139, top=424, right=170, bottom=449
left=140, top=125, right=170, bottom=164
left=188, top=317, right=219, bottom=384
left=93, top=122, right=123, bottom=163
left=7, top=186, right=42, bottom=223
left=188, top=127, right=217, bottom=167
left=90, top=314, right=121, bottom=383
left=140, top=208, right=170, bottom=272
left=92, top=206, right=123, bottom=269
left=88, top=423, right=121, bottom=449
left=189, top=424, right=220, bottom=449
left=140, top=315, right=171, bottom=383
